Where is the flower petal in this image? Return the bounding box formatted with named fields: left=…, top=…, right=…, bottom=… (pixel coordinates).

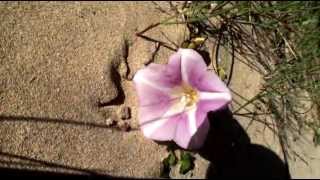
left=139, top=95, right=191, bottom=141
left=180, top=49, right=207, bottom=86
left=188, top=117, right=210, bottom=149
left=179, top=48, right=229, bottom=93
left=133, top=51, right=185, bottom=142
left=197, top=91, right=232, bottom=113
left=167, top=49, right=182, bottom=75
left=194, top=71, right=230, bottom=93
left=173, top=112, right=192, bottom=149
left=133, top=52, right=183, bottom=124
left=174, top=107, right=209, bottom=149
left=134, top=48, right=231, bottom=150
left=134, top=77, right=172, bottom=124
left=140, top=114, right=180, bottom=141
left=133, top=51, right=182, bottom=91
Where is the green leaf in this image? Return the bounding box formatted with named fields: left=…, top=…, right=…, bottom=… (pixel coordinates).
left=163, top=151, right=177, bottom=167
left=169, top=153, right=177, bottom=166
left=179, top=152, right=195, bottom=175
left=161, top=151, right=177, bottom=178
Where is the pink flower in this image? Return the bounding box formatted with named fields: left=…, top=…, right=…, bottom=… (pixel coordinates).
left=133, top=49, right=232, bottom=149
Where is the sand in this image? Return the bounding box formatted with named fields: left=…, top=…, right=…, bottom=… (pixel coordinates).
left=0, top=1, right=319, bottom=178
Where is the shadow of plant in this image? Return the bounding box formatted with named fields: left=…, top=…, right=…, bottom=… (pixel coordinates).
left=0, top=151, right=138, bottom=179
left=198, top=108, right=291, bottom=178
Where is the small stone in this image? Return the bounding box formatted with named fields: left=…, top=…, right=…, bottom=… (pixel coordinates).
left=106, top=118, right=116, bottom=127
left=117, top=121, right=131, bottom=132
left=29, top=76, right=37, bottom=83
left=120, top=106, right=131, bottom=120
left=119, top=61, right=128, bottom=79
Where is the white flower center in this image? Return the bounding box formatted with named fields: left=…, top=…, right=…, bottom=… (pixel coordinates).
left=170, top=83, right=199, bottom=114
left=180, top=85, right=198, bottom=107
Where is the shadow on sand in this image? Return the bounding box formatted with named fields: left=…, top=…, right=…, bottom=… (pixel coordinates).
left=198, top=108, right=291, bottom=178
left=0, top=108, right=290, bottom=178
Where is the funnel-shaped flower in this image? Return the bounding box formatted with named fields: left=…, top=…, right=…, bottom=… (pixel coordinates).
left=133, top=48, right=231, bottom=149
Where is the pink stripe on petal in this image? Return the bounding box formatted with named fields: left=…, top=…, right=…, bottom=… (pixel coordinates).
left=134, top=77, right=173, bottom=124
left=133, top=54, right=182, bottom=90
left=179, top=49, right=207, bottom=86
left=168, top=51, right=182, bottom=73
left=195, top=106, right=208, bottom=128
left=141, top=113, right=181, bottom=141
left=173, top=107, right=208, bottom=149
left=139, top=100, right=173, bottom=125
left=193, top=71, right=230, bottom=93
left=133, top=51, right=184, bottom=124
left=173, top=112, right=192, bottom=149
left=197, top=98, right=231, bottom=114
left=178, top=48, right=229, bottom=93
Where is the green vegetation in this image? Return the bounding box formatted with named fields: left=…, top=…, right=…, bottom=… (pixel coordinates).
left=148, top=1, right=320, bottom=161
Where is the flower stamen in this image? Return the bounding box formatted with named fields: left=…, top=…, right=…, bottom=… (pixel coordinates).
left=181, top=84, right=198, bottom=107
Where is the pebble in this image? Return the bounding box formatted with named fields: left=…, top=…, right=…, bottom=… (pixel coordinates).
left=117, top=121, right=131, bottom=132
left=106, top=118, right=116, bottom=127
left=120, top=106, right=131, bottom=120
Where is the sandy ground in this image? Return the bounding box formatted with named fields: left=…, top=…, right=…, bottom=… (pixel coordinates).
left=0, top=1, right=319, bottom=178
left=0, top=1, right=184, bottom=178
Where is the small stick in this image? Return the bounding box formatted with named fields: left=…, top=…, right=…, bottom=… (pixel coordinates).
left=136, top=33, right=177, bottom=52
left=160, top=30, right=179, bottom=49
left=226, top=27, right=235, bottom=86
left=144, top=42, right=161, bottom=66
left=136, top=23, right=161, bottom=36
left=136, top=23, right=177, bottom=52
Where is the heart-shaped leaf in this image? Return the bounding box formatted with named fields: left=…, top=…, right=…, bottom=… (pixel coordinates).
left=179, top=151, right=195, bottom=174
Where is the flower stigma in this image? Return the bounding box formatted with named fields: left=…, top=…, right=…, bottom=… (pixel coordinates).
left=181, top=84, right=198, bottom=107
